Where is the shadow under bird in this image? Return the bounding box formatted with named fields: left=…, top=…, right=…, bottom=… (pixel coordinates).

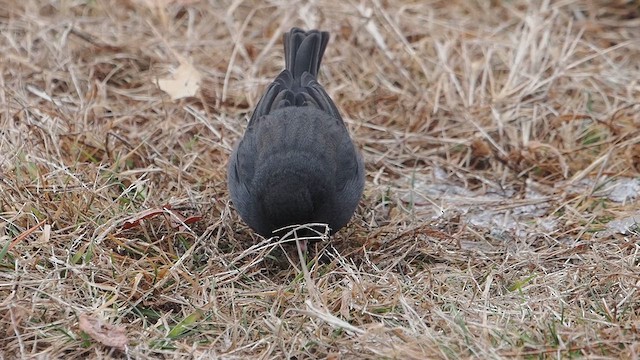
left=227, top=27, right=365, bottom=240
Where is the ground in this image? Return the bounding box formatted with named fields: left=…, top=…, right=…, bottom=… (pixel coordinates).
left=1, top=0, right=639, bottom=359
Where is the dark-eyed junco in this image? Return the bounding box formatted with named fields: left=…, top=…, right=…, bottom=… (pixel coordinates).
left=227, top=27, right=365, bottom=240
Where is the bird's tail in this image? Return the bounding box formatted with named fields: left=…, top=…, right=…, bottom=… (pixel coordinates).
left=284, top=28, right=330, bottom=80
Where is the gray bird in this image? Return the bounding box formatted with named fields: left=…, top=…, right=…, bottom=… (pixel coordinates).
left=227, top=27, right=365, bottom=240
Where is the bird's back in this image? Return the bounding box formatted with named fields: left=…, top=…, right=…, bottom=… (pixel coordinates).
left=249, top=106, right=347, bottom=234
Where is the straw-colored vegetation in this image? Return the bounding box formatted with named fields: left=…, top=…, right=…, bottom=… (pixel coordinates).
left=1, top=0, right=639, bottom=358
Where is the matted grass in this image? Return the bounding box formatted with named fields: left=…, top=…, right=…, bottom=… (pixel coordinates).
left=1, top=0, right=639, bottom=359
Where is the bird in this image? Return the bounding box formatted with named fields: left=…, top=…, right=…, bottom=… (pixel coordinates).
left=227, top=27, right=365, bottom=242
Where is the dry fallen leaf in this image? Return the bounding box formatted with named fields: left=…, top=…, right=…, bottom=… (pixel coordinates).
left=78, top=314, right=128, bottom=350
left=120, top=204, right=203, bottom=230
left=158, top=59, right=202, bottom=100
left=470, top=138, right=492, bottom=169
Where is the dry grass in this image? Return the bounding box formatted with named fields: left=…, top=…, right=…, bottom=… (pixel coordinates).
left=1, top=0, right=640, bottom=359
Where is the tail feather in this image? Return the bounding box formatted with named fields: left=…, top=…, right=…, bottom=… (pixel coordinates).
left=249, top=28, right=338, bottom=122
left=284, top=28, right=329, bottom=80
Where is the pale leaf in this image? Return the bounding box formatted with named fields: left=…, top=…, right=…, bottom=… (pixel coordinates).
left=158, top=60, right=202, bottom=100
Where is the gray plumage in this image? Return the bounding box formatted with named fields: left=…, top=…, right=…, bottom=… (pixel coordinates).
left=227, top=28, right=365, bottom=238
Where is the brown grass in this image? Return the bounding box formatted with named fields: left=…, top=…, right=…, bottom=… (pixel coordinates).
left=1, top=0, right=639, bottom=359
